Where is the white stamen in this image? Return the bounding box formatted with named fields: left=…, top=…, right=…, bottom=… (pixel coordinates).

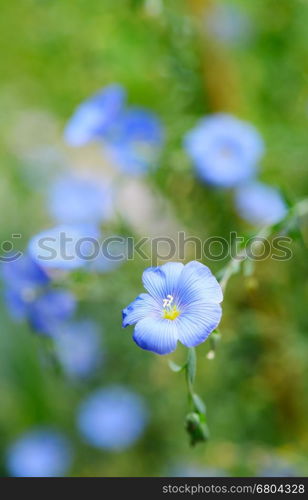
left=163, top=294, right=174, bottom=308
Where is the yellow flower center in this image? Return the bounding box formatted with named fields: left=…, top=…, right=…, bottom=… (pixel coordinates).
left=162, top=295, right=180, bottom=320
left=163, top=306, right=180, bottom=320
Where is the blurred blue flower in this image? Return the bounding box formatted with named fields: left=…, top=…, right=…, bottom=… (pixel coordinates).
left=77, top=386, right=148, bottom=450
left=28, top=224, right=100, bottom=270
left=184, top=114, right=264, bottom=187
left=235, top=181, right=287, bottom=226
left=88, top=237, right=127, bottom=273
left=106, top=108, right=164, bottom=174
left=27, top=290, right=76, bottom=336
left=6, top=428, right=72, bottom=477
left=205, top=4, right=253, bottom=46
left=4, top=287, right=29, bottom=320
left=123, top=261, right=223, bottom=355
left=171, top=464, right=227, bottom=477
left=260, top=465, right=298, bottom=477
left=258, top=457, right=299, bottom=477
left=4, top=286, right=76, bottom=335
left=1, top=254, right=76, bottom=334
left=2, top=253, right=50, bottom=321
left=2, top=253, right=50, bottom=291
left=48, top=174, right=113, bottom=225
left=54, top=320, right=103, bottom=379
left=64, top=84, right=125, bottom=146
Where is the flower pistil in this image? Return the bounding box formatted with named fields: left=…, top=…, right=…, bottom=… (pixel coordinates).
left=162, top=295, right=180, bottom=320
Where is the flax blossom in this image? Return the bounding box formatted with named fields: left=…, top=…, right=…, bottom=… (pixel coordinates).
left=6, top=428, right=72, bottom=477
left=54, top=320, right=103, bottom=379
left=64, top=84, right=125, bottom=147
left=28, top=224, right=100, bottom=270
left=77, top=386, right=148, bottom=450
left=27, top=290, right=76, bottom=336
left=234, top=181, right=287, bottom=226
left=48, top=174, right=113, bottom=225
left=106, top=108, right=164, bottom=174
left=184, top=114, right=264, bottom=187
left=1, top=254, right=76, bottom=335
left=122, top=261, right=223, bottom=355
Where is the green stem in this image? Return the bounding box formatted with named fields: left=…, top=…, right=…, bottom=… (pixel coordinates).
left=184, top=347, right=209, bottom=445
left=185, top=347, right=196, bottom=406
left=219, top=226, right=274, bottom=293
left=177, top=197, right=308, bottom=445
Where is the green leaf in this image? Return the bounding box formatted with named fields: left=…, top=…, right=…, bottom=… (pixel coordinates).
left=168, top=360, right=185, bottom=373
left=192, top=393, right=206, bottom=415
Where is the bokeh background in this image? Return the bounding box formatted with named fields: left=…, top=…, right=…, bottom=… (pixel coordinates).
left=0, top=0, right=308, bottom=477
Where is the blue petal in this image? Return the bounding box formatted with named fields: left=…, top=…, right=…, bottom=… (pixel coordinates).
left=76, top=386, right=147, bottom=450
left=28, top=290, right=76, bottom=336
left=106, top=107, right=164, bottom=174
left=48, top=174, right=113, bottom=225
left=88, top=237, right=127, bottom=274
left=64, top=84, right=125, bottom=146
left=4, top=288, right=29, bottom=321
left=6, top=429, right=72, bottom=477
left=133, top=317, right=179, bottom=355
left=177, top=302, right=222, bottom=348
left=1, top=253, right=50, bottom=291
left=122, top=293, right=160, bottom=327
left=235, top=181, right=287, bottom=226
left=184, top=113, right=263, bottom=188
left=28, top=224, right=101, bottom=270
left=177, top=261, right=223, bottom=306
left=142, top=262, right=184, bottom=301
left=55, top=320, right=102, bottom=379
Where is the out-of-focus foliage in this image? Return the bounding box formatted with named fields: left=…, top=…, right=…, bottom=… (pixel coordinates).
left=0, top=0, right=307, bottom=477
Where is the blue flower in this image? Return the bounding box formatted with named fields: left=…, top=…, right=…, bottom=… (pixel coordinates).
left=64, top=85, right=164, bottom=175
left=122, top=261, right=223, bottom=355
left=184, top=114, right=264, bottom=187
left=1, top=253, right=76, bottom=335
left=6, top=428, right=72, bottom=477
left=106, top=108, right=164, bottom=174
left=27, top=290, right=76, bottom=336
left=235, top=181, right=287, bottom=226
left=88, top=237, right=127, bottom=273
left=48, top=174, right=113, bottom=225
left=5, top=286, right=76, bottom=336
left=54, top=320, right=103, bottom=379
left=2, top=253, right=50, bottom=291
left=4, top=288, right=29, bottom=320
left=64, top=84, right=125, bottom=146
left=76, top=386, right=148, bottom=450
left=28, top=224, right=100, bottom=270
left=1, top=254, right=50, bottom=321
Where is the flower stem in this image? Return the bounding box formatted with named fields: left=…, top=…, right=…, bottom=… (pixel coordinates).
left=219, top=197, right=308, bottom=292
left=219, top=226, right=270, bottom=293
left=184, top=347, right=209, bottom=445
left=176, top=197, right=308, bottom=445
left=185, top=347, right=196, bottom=403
